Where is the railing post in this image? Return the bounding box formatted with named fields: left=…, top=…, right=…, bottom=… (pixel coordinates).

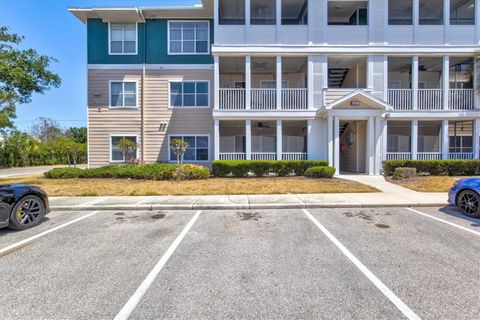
left=442, top=56, right=449, bottom=110
left=412, top=56, right=419, bottom=110
left=214, top=119, right=220, bottom=160
left=474, top=118, right=480, bottom=159
left=276, top=119, right=282, bottom=161
left=442, top=119, right=449, bottom=160
left=308, top=56, right=314, bottom=109
left=411, top=120, right=418, bottom=160
left=246, top=120, right=252, bottom=160
left=367, top=116, right=375, bottom=175
left=334, top=116, right=340, bottom=175
left=214, top=56, right=220, bottom=110
left=276, top=56, right=282, bottom=110
left=327, top=116, right=334, bottom=167
left=245, top=56, right=251, bottom=110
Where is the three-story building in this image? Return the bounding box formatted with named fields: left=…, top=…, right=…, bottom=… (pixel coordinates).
left=70, top=0, right=480, bottom=175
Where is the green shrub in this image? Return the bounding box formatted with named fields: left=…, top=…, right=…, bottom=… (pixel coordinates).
left=383, top=160, right=480, bottom=176
left=212, top=160, right=329, bottom=177
left=44, top=163, right=210, bottom=181
left=304, top=166, right=336, bottom=179
left=392, top=167, right=417, bottom=180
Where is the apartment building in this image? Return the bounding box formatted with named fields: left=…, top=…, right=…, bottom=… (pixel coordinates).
left=70, top=0, right=480, bottom=175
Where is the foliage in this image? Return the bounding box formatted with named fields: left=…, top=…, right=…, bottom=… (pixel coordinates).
left=383, top=160, right=480, bottom=176
left=44, top=163, right=211, bottom=181
left=170, top=139, right=189, bottom=164
left=117, top=138, right=138, bottom=164
left=392, top=167, right=417, bottom=180
left=212, top=160, right=330, bottom=178
left=65, top=127, right=87, bottom=144
left=304, top=166, right=336, bottom=179
left=30, top=117, right=63, bottom=142
left=0, top=27, right=61, bottom=129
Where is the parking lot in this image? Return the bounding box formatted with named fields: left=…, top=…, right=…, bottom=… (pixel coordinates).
left=0, top=206, right=479, bottom=319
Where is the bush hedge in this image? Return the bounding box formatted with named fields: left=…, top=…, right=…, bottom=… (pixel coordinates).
left=212, top=160, right=330, bottom=177
left=392, top=167, right=417, bottom=180
left=304, top=166, right=336, bottom=179
left=44, top=164, right=210, bottom=181
left=383, top=160, right=480, bottom=176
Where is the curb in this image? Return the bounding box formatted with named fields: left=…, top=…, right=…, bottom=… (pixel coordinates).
left=50, top=202, right=448, bottom=211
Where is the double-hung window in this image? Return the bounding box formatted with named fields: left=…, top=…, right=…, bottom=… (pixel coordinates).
left=168, top=21, right=210, bottom=54
left=110, top=81, right=137, bottom=108
left=110, top=136, right=138, bottom=163
left=169, top=136, right=209, bottom=162
left=170, top=81, right=209, bottom=108
left=109, top=23, right=137, bottom=54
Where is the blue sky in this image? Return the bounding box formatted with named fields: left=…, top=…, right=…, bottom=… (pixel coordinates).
left=0, top=0, right=199, bottom=131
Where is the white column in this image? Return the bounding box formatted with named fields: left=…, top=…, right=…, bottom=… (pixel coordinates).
left=413, top=0, right=419, bottom=44
left=214, top=55, right=220, bottom=110
left=412, top=56, right=419, bottom=110
left=327, top=116, right=334, bottom=167
left=276, top=120, right=282, bottom=161
left=333, top=116, right=340, bottom=175
left=476, top=0, right=480, bottom=44
left=213, top=0, right=219, bottom=35
left=245, top=0, right=251, bottom=42
left=276, top=0, right=281, bottom=41
left=412, top=120, right=418, bottom=160
left=276, top=55, right=282, bottom=110
left=475, top=57, right=479, bottom=109
left=374, top=117, right=382, bottom=175
left=442, top=56, right=449, bottom=110
left=444, top=0, right=450, bottom=44
left=382, top=118, right=388, bottom=162
left=320, top=0, right=328, bottom=44
left=214, top=119, right=220, bottom=160
left=307, top=56, right=314, bottom=109
left=367, top=56, right=374, bottom=90
left=246, top=120, right=252, bottom=160
left=473, top=119, right=480, bottom=159
left=367, top=116, right=375, bottom=175
left=245, top=56, right=251, bottom=110
left=442, top=120, right=449, bottom=160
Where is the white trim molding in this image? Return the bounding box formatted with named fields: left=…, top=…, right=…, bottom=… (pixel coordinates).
left=108, top=22, right=138, bottom=56
left=108, top=80, right=139, bottom=109
left=167, top=134, right=211, bottom=163
left=167, top=80, right=211, bottom=109
left=167, top=20, right=211, bottom=55
left=109, top=134, right=140, bottom=163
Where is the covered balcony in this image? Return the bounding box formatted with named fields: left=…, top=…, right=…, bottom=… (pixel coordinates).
left=386, top=121, right=412, bottom=160
left=326, top=56, right=367, bottom=104
left=387, top=57, right=413, bottom=110
left=219, top=57, right=246, bottom=110
left=449, top=120, right=474, bottom=159
left=449, top=57, right=474, bottom=110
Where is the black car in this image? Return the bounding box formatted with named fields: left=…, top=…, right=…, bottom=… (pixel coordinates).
left=0, top=184, right=50, bottom=230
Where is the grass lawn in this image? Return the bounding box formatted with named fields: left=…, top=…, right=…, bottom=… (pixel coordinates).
left=387, top=176, right=467, bottom=192
left=0, top=175, right=377, bottom=196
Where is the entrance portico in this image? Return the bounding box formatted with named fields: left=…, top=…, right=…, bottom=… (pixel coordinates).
left=321, top=90, right=392, bottom=176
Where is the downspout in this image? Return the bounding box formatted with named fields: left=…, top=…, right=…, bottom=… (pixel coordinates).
left=139, top=8, right=146, bottom=164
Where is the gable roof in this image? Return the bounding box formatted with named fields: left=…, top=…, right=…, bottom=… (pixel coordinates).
left=324, top=89, right=393, bottom=111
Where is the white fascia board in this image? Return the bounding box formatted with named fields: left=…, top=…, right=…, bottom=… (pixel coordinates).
left=389, top=110, right=480, bottom=120
left=88, top=64, right=214, bottom=70
left=212, top=111, right=317, bottom=120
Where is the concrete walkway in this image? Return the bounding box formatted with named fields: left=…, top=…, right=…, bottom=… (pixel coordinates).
left=0, top=165, right=87, bottom=179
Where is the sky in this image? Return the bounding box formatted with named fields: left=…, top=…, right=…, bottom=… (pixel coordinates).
left=0, top=0, right=199, bottom=132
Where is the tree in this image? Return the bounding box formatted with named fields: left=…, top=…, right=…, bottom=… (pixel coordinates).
left=0, top=130, right=37, bottom=167
left=0, top=27, right=61, bottom=129
left=170, top=139, right=189, bottom=164
left=30, top=117, right=63, bottom=142
left=66, top=127, right=87, bottom=144
left=117, top=138, right=138, bottom=164
left=53, top=137, right=86, bottom=167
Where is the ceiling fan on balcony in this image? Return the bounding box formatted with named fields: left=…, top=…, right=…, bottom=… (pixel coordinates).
left=255, top=122, right=271, bottom=129
left=253, top=62, right=268, bottom=71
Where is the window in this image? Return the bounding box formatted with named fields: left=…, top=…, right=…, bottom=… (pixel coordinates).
left=389, top=0, right=413, bottom=25
left=168, top=21, right=209, bottom=54
left=219, top=0, right=245, bottom=25
left=110, top=136, right=138, bottom=163
left=169, top=136, right=209, bottom=161
left=109, top=23, right=137, bottom=55
left=450, top=0, right=475, bottom=25
left=251, top=0, right=276, bottom=25
left=282, top=0, right=308, bottom=25
left=169, top=81, right=209, bottom=107
left=328, top=1, right=368, bottom=26
left=419, top=0, right=443, bottom=25
left=110, top=81, right=137, bottom=108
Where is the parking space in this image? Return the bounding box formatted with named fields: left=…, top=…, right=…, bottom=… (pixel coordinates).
left=0, top=206, right=479, bottom=319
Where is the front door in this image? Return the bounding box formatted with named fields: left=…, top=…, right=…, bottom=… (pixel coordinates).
left=339, top=121, right=367, bottom=173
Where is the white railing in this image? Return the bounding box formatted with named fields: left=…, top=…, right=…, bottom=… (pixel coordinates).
left=417, top=152, right=442, bottom=160
left=449, top=89, right=475, bottom=110
left=282, top=152, right=308, bottom=160
left=448, top=152, right=474, bottom=160
left=219, top=88, right=245, bottom=110
left=251, top=89, right=276, bottom=110
left=282, top=89, right=308, bottom=110
left=219, top=153, right=246, bottom=160
left=251, top=152, right=277, bottom=160
left=386, top=152, right=412, bottom=160
left=387, top=89, right=413, bottom=110
left=417, top=89, right=443, bottom=110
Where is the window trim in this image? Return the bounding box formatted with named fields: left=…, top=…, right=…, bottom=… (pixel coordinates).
left=167, top=134, right=211, bottom=163
left=109, top=134, right=139, bottom=163
left=108, top=22, right=138, bottom=56
left=168, top=80, right=211, bottom=108
left=167, top=20, right=211, bottom=56
left=108, top=80, right=138, bottom=109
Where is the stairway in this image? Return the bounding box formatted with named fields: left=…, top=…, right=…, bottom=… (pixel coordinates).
left=339, top=122, right=349, bottom=137
left=328, top=68, right=349, bottom=88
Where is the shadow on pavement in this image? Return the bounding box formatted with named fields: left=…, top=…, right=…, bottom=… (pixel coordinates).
left=439, top=206, right=480, bottom=228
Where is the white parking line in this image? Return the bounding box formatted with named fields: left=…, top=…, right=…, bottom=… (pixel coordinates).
left=114, top=210, right=202, bottom=320
left=0, top=211, right=100, bottom=256
left=407, top=208, right=480, bottom=237
left=302, top=209, right=421, bottom=320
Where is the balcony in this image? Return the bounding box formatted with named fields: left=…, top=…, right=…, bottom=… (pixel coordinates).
left=251, top=88, right=276, bottom=110
left=219, top=88, right=245, bottom=110
left=449, top=89, right=475, bottom=110
left=417, top=89, right=443, bottom=110
left=387, top=89, right=413, bottom=110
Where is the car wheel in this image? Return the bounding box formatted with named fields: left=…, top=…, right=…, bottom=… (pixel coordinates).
left=457, top=190, right=480, bottom=218
left=9, top=195, right=46, bottom=230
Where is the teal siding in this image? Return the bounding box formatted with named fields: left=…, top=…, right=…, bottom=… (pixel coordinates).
left=87, top=19, right=213, bottom=64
